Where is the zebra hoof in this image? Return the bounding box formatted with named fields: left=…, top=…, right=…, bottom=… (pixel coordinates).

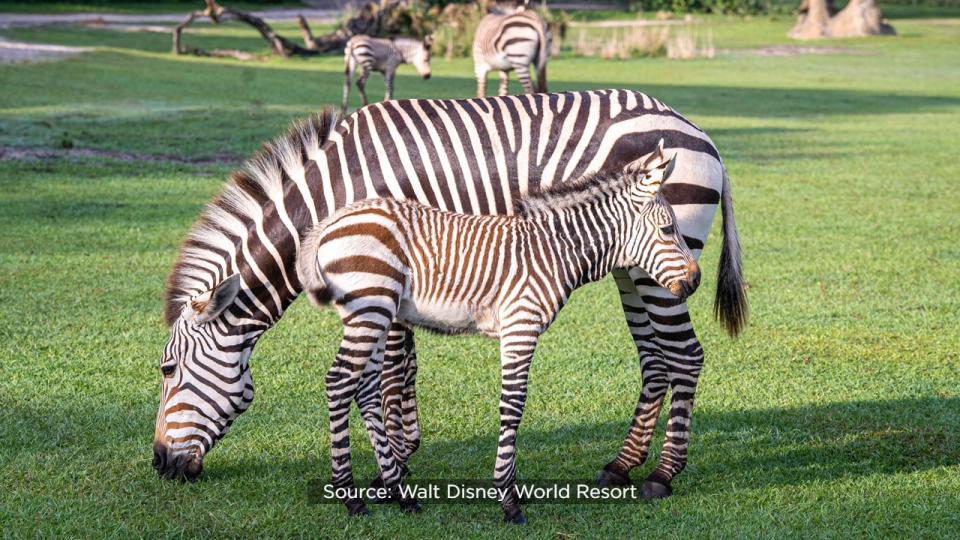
left=503, top=507, right=527, bottom=526
left=367, top=475, right=396, bottom=504
left=597, top=464, right=632, bottom=487
left=399, top=497, right=422, bottom=514
left=345, top=498, right=370, bottom=517
left=640, top=480, right=672, bottom=500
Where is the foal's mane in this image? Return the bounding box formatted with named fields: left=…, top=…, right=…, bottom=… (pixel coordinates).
left=513, top=169, right=639, bottom=217
left=163, top=109, right=340, bottom=326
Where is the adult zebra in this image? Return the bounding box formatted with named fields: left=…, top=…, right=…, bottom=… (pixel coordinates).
left=473, top=8, right=550, bottom=97
left=153, top=90, right=747, bottom=505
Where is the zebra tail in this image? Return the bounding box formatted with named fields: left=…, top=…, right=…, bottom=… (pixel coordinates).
left=714, top=167, right=748, bottom=337
left=535, top=20, right=548, bottom=93
left=296, top=223, right=333, bottom=308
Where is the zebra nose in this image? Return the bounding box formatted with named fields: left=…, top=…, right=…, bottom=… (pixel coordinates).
left=686, top=260, right=701, bottom=292
left=423, top=72, right=431, bottom=80
left=153, top=440, right=169, bottom=474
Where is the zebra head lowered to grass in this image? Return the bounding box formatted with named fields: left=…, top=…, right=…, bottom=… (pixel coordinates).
left=342, top=34, right=433, bottom=113
left=295, top=143, right=697, bottom=523
left=153, top=90, right=746, bottom=501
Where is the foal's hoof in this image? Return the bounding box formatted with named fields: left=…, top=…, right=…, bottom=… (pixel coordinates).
left=399, top=498, right=422, bottom=514
left=597, top=464, right=632, bottom=487
left=367, top=476, right=396, bottom=504
left=503, top=508, right=527, bottom=526
left=345, top=498, right=371, bottom=517
left=640, top=480, right=672, bottom=500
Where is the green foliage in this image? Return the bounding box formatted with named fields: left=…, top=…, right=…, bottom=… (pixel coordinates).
left=1, top=11, right=960, bottom=538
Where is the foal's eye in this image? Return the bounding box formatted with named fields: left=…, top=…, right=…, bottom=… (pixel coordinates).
left=661, top=225, right=675, bottom=235
left=161, top=364, right=176, bottom=377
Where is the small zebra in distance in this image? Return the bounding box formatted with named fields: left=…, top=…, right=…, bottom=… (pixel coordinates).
left=297, top=143, right=699, bottom=524
left=473, top=6, right=550, bottom=97
left=342, top=34, right=433, bottom=112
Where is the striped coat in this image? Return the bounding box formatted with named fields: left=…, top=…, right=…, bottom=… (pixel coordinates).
left=473, top=9, right=550, bottom=97
left=153, top=90, right=746, bottom=510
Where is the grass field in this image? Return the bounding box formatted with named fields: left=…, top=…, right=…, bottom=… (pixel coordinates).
left=1, top=7, right=959, bottom=538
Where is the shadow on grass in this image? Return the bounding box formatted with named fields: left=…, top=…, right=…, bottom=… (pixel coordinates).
left=199, top=397, right=958, bottom=494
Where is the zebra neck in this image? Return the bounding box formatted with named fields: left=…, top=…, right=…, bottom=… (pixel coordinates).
left=529, top=202, right=625, bottom=293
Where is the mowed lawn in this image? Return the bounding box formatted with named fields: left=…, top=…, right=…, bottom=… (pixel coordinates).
left=1, top=10, right=959, bottom=538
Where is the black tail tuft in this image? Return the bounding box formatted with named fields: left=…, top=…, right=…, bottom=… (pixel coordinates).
left=714, top=168, right=748, bottom=337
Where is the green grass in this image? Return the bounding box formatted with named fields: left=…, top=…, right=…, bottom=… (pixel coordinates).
left=1, top=10, right=959, bottom=539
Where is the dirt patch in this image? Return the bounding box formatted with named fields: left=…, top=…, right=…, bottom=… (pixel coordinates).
left=0, top=37, right=92, bottom=64
left=728, top=45, right=867, bottom=57
left=0, top=146, right=241, bottom=167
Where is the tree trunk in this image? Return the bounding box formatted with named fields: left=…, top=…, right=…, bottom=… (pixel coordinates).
left=789, top=0, right=894, bottom=40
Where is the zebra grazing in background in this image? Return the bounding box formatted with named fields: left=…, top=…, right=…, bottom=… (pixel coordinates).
left=473, top=8, right=550, bottom=97
left=153, top=91, right=746, bottom=510
left=297, top=146, right=699, bottom=523
left=342, top=35, right=433, bottom=112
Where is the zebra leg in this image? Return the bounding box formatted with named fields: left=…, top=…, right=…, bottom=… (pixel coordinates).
left=368, top=323, right=416, bottom=503
left=384, top=66, right=395, bottom=102
left=326, top=321, right=396, bottom=516
left=514, top=66, right=534, bottom=94
left=624, top=275, right=705, bottom=499
left=474, top=64, right=490, bottom=98
left=598, top=269, right=668, bottom=488
left=355, top=336, right=420, bottom=513
left=399, top=327, right=422, bottom=462
left=498, top=71, right=510, bottom=96
left=342, top=57, right=355, bottom=113
left=356, top=68, right=370, bottom=107
left=494, top=333, right=538, bottom=525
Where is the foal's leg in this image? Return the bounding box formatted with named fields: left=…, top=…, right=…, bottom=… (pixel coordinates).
left=494, top=330, right=538, bottom=525
left=380, top=323, right=411, bottom=470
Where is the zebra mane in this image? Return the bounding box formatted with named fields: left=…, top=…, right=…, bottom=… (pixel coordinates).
left=163, top=108, right=341, bottom=326
left=515, top=142, right=674, bottom=217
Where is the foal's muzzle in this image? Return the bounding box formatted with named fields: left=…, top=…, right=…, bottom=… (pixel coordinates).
left=669, top=260, right=701, bottom=300
left=153, top=440, right=203, bottom=481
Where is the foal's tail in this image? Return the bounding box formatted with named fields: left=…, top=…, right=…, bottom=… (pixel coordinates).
left=714, top=167, right=748, bottom=337
left=535, top=18, right=549, bottom=93
left=297, top=224, right=333, bottom=307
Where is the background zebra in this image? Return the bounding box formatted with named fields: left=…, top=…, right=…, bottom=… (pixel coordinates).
left=342, top=35, right=433, bottom=112
left=473, top=8, right=550, bottom=97
left=296, top=147, right=698, bottom=523
left=153, top=90, right=746, bottom=506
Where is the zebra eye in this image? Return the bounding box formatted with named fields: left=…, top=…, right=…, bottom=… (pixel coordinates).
left=161, top=364, right=176, bottom=377
left=661, top=225, right=675, bottom=235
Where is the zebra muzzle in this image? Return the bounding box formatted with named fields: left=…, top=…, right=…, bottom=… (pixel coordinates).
left=153, top=440, right=203, bottom=482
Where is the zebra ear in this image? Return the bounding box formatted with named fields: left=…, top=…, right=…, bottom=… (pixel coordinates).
left=423, top=34, right=434, bottom=48
left=186, top=273, right=242, bottom=324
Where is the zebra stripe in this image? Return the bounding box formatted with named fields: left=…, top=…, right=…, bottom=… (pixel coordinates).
left=154, top=90, right=747, bottom=503
left=473, top=9, right=550, bottom=97
left=342, top=35, right=433, bottom=113
left=297, top=150, right=698, bottom=521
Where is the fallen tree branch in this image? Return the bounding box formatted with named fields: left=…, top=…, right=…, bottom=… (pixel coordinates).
left=173, top=0, right=320, bottom=59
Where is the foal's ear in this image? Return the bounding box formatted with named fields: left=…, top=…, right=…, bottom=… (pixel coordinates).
left=185, top=273, right=242, bottom=324
left=627, top=139, right=677, bottom=192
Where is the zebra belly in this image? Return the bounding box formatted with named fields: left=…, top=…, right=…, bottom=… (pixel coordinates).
left=397, top=298, right=500, bottom=338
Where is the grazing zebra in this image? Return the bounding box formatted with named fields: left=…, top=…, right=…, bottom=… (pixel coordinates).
left=153, top=91, right=746, bottom=509
left=473, top=8, right=550, bottom=97
left=297, top=146, right=697, bottom=523
left=342, top=35, right=433, bottom=113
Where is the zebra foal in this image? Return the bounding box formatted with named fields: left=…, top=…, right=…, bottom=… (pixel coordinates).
left=473, top=8, right=550, bottom=97
left=297, top=144, right=699, bottom=524
left=342, top=35, right=433, bottom=112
